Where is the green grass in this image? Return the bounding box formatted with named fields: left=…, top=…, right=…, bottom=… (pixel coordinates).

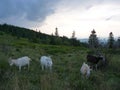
left=0, top=32, right=120, bottom=90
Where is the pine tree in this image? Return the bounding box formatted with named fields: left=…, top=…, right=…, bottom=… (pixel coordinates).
left=88, top=29, right=99, bottom=48
left=71, top=31, right=75, bottom=39
left=107, top=32, right=115, bottom=48
left=55, top=27, right=59, bottom=36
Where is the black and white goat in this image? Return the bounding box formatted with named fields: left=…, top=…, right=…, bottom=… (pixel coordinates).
left=86, top=54, right=106, bottom=70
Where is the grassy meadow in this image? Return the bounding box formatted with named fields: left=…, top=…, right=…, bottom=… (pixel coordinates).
left=0, top=32, right=120, bottom=90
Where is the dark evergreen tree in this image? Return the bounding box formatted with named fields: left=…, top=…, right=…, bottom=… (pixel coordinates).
left=107, top=32, right=115, bottom=48
left=117, top=37, right=120, bottom=48
left=62, top=36, right=70, bottom=45
left=71, top=31, right=75, bottom=39
left=88, top=29, right=99, bottom=48
left=55, top=27, right=59, bottom=36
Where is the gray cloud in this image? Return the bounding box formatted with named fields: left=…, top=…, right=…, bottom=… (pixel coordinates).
left=1, top=0, right=120, bottom=22
left=105, top=16, right=113, bottom=21
left=0, top=0, right=120, bottom=29
left=0, top=0, right=59, bottom=22
left=105, top=14, right=120, bottom=21
left=58, top=0, right=120, bottom=10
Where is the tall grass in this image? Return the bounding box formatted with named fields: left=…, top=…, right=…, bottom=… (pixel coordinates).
left=0, top=33, right=120, bottom=90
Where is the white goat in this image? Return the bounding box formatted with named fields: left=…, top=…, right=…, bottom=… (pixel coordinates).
left=80, top=62, right=91, bottom=78
left=9, top=56, right=31, bottom=71
left=40, top=56, right=53, bottom=71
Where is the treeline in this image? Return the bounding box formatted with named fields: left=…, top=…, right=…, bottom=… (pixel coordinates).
left=0, top=24, right=83, bottom=46
left=88, top=29, right=120, bottom=55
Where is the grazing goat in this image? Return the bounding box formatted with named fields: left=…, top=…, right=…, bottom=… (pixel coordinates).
left=86, top=54, right=104, bottom=70
left=9, top=56, right=31, bottom=71
left=40, top=56, right=53, bottom=71
left=80, top=62, right=91, bottom=78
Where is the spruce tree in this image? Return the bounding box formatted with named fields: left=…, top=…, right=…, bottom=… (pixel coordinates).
left=88, top=29, right=99, bottom=48
left=107, top=32, right=115, bottom=48
left=117, top=37, right=120, bottom=48
left=55, top=27, right=59, bottom=36
left=71, top=31, right=75, bottom=39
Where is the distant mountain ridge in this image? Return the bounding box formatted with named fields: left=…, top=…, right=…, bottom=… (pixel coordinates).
left=80, top=38, right=108, bottom=44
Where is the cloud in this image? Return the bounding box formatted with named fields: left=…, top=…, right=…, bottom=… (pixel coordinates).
left=38, top=0, right=120, bottom=38
left=56, top=0, right=103, bottom=10
left=0, top=0, right=59, bottom=22
left=105, top=14, right=120, bottom=21
left=1, top=0, right=120, bottom=23
left=105, top=16, right=113, bottom=21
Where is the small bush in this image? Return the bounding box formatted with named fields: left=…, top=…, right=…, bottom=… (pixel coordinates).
left=0, top=53, right=9, bottom=70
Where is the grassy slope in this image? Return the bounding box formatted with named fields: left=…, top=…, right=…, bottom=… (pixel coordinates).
left=0, top=32, right=120, bottom=90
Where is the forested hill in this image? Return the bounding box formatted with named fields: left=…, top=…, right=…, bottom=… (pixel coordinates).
left=0, top=24, right=83, bottom=46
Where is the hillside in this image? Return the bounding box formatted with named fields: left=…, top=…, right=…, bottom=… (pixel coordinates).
left=0, top=30, right=120, bottom=90
left=0, top=24, right=83, bottom=46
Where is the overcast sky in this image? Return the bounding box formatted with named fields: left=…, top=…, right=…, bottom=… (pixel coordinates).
left=0, top=0, right=120, bottom=38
